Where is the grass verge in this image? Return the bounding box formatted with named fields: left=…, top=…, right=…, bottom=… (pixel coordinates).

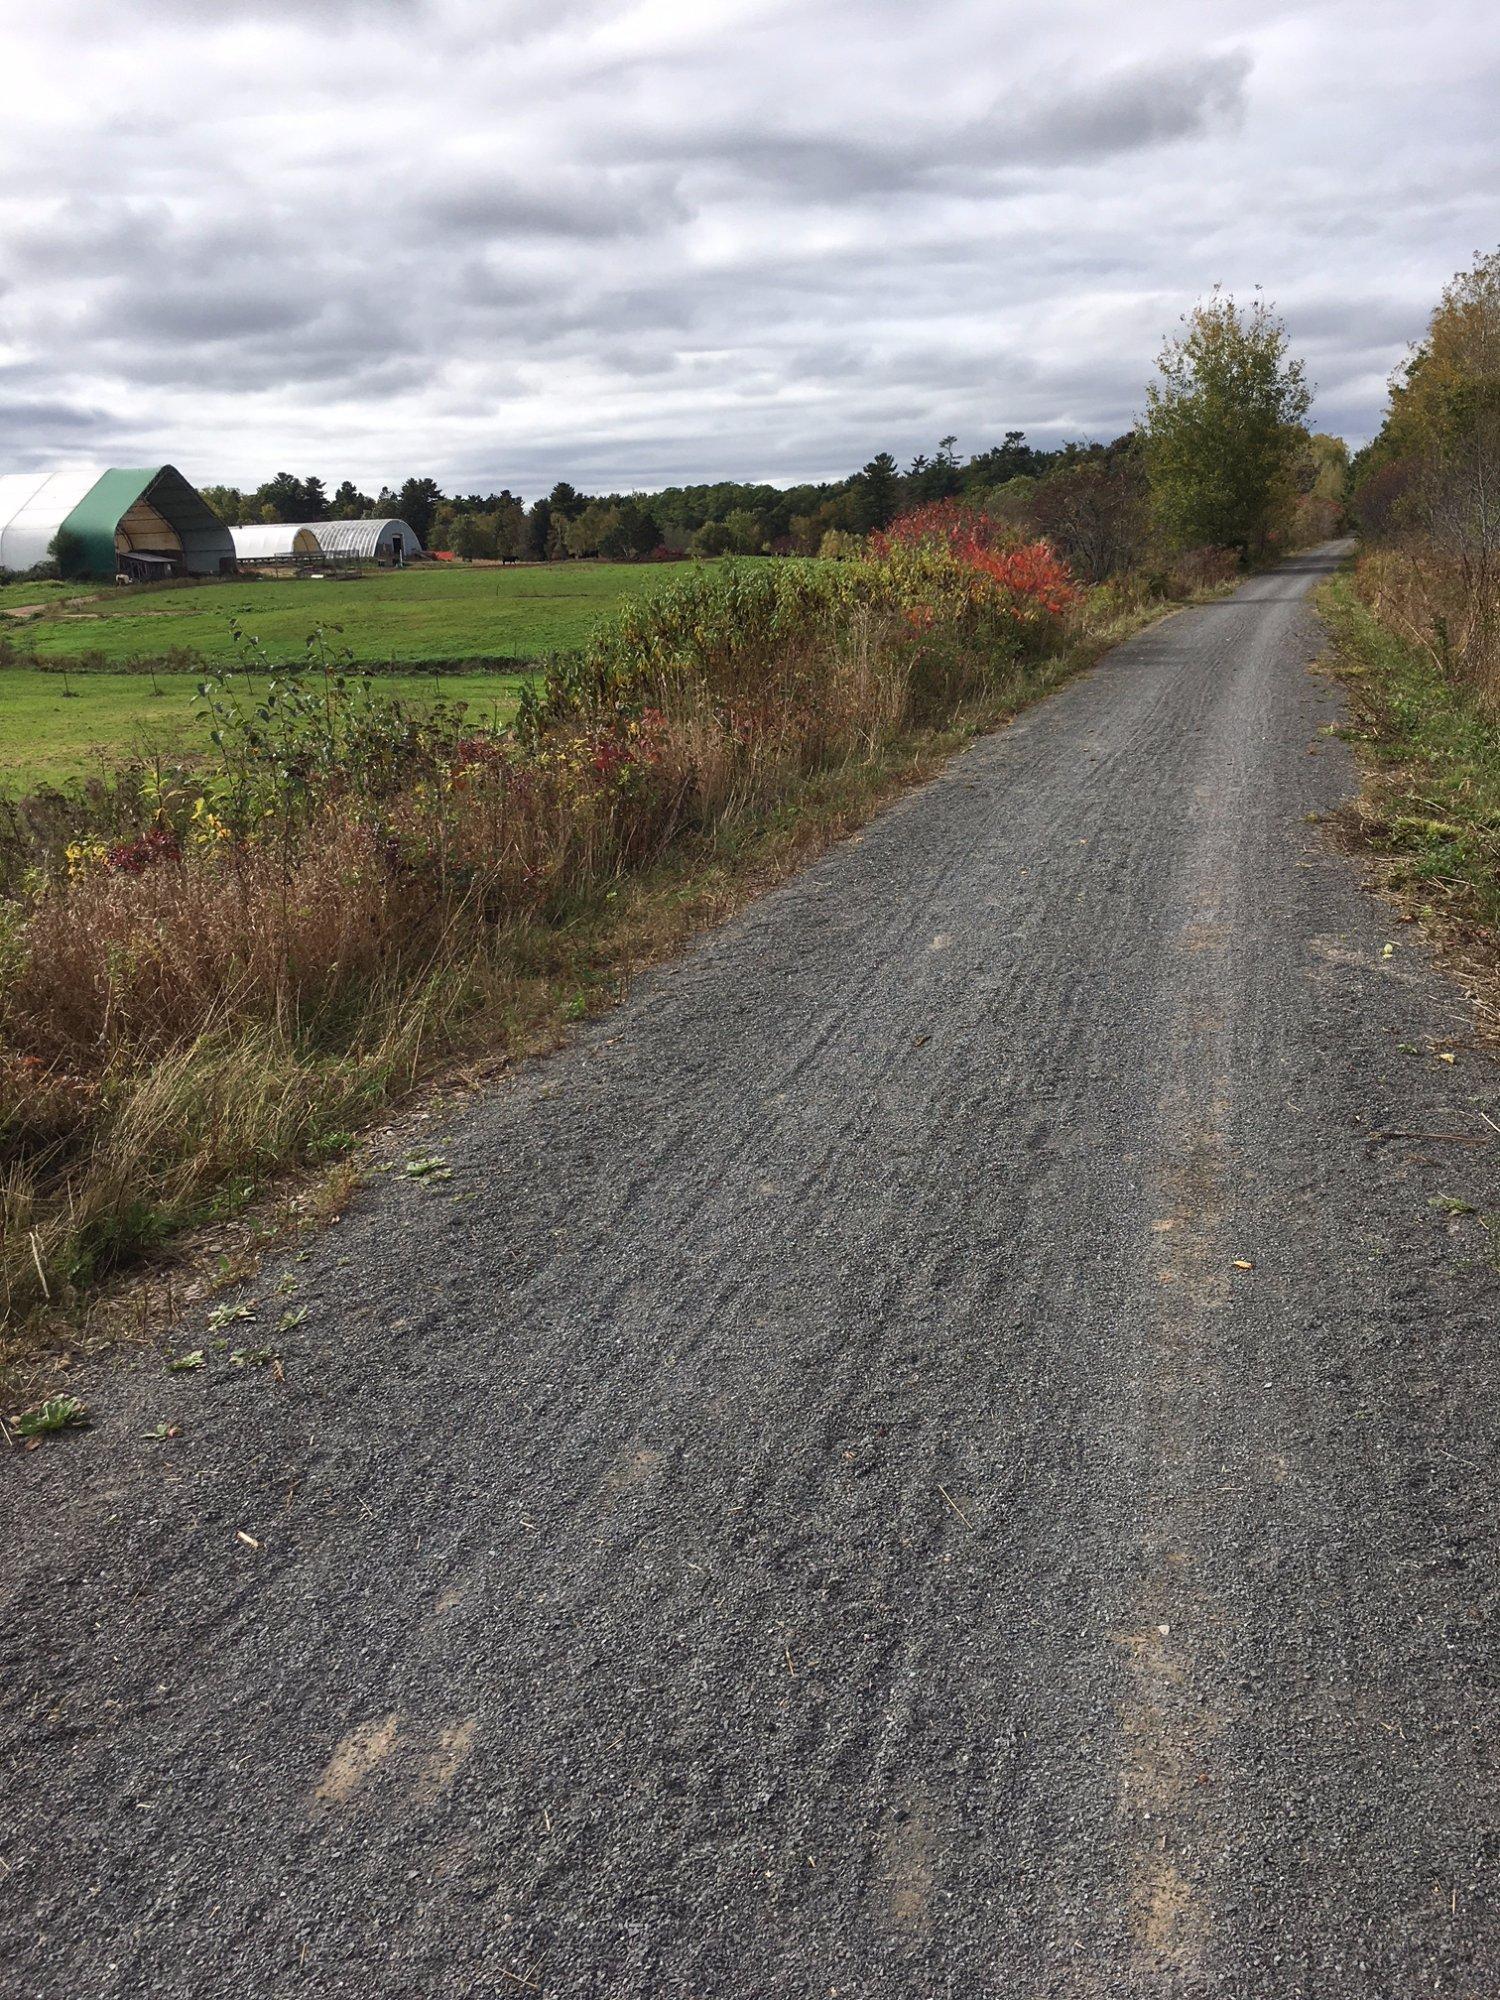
left=1320, top=568, right=1500, bottom=1033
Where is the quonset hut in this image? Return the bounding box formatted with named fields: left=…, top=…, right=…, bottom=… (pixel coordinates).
left=0, top=467, right=234, bottom=581
left=272, top=518, right=423, bottom=566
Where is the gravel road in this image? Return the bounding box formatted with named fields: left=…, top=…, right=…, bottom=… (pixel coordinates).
left=4, top=543, right=1499, bottom=1998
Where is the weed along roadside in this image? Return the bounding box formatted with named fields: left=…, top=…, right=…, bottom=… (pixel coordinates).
left=0, top=518, right=1237, bottom=1374
left=1329, top=247, right=1500, bottom=1041
left=1319, top=569, right=1500, bottom=1034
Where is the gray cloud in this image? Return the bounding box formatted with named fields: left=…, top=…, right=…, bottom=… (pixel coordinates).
left=1020, top=51, right=1251, bottom=162
left=104, top=286, right=313, bottom=345
left=627, top=52, right=1252, bottom=200
left=424, top=173, right=688, bottom=242
left=0, top=396, right=107, bottom=437
left=0, top=1, right=1495, bottom=493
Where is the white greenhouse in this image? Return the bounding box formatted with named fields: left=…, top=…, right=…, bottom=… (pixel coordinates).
left=230, top=523, right=325, bottom=563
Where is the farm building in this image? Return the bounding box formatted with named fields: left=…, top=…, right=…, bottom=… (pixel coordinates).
left=0, top=467, right=234, bottom=581
left=288, top=518, right=424, bottom=566
left=230, top=523, right=325, bottom=564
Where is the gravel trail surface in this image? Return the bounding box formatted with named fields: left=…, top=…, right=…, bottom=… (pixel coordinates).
left=4, top=543, right=1498, bottom=1998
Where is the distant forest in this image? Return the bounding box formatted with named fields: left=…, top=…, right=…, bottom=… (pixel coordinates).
left=203, top=416, right=1346, bottom=581
left=200, top=433, right=1136, bottom=568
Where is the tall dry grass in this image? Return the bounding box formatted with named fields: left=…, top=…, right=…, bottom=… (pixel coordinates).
left=0, top=535, right=1139, bottom=1334
left=1354, top=545, right=1499, bottom=716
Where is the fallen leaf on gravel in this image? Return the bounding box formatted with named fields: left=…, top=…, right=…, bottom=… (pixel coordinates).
left=1382, top=943, right=1395, bottom=959
left=1438, top=1051, right=1457, bottom=1064
left=167, top=1350, right=206, bottom=1372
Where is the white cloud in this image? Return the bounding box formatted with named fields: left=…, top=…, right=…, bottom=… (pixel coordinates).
left=0, top=0, right=1494, bottom=493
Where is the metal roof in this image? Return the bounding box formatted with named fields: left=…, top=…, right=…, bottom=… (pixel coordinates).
left=275, top=517, right=424, bottom=559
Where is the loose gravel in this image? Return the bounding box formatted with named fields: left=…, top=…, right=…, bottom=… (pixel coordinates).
left=3, top=544, right=1498, bottom=1998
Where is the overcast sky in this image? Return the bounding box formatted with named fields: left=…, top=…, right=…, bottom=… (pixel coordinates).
left=0, top=0, right=1495, bottom=498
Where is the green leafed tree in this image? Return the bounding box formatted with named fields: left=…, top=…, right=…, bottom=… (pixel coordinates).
left=200, top=485, right=247, bottom=526
left=494, top=499, right=531, bottom=562
left=1143, top=292, right=1311, bottom=559
left=448, top=512, right=498, bottom=561
left=689, top=518, right=731, bottom=557
left=597, top=500, right=661, bottom=560
left=47, top=527, right=87, bottom=578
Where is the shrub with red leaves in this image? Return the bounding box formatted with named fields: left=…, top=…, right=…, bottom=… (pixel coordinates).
left=104, top=828, right=181, bottom=876
left=449, top=735, right=509, bottom=771
left=874, top=500, right=1012, bottom=558
left=873, top=501, right=1079, bottom=617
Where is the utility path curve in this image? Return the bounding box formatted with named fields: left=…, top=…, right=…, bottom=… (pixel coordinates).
left=4, top=543, right=1499, bottom=1998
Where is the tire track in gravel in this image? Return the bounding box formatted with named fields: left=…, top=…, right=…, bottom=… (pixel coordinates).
left=4, top=543, right=1500, bottom=1998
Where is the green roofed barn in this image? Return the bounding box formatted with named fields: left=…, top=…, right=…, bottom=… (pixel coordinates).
left=0, top=467, right=234, bottom=582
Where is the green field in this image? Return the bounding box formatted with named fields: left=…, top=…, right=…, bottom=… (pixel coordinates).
left=0, top=560, right=693, bottom=790
left=0, top=666, right=529, bottom=793
left=0, top=578, right=90, bottom=612
left=0, top=560, right=676, bottom=670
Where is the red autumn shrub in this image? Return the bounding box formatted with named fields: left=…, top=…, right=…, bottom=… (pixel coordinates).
left=104, top=827, right=181, bottom=876
left=873, top=501, right=1079, bottom=618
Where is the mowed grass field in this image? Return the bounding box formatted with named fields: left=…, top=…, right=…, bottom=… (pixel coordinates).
left=0, top=561, right=677, bottom=668
left=0, top=561, right=680, bottom=790
left=0, top=578, right=89, bottom=612
left=0, top=667, right=529, bottom=794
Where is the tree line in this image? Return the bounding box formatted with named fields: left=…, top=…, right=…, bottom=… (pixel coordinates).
left=200, top=435, right=1095, bottom=565
left=203, top=293, right=1350, bottom=583
left=1347, top=245, right=1498, bottom=702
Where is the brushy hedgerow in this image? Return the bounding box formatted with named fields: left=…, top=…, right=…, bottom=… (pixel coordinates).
left=1, top=521, right=1086, bottom=1329
left=1352, top=545, right=1499, bottom=718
